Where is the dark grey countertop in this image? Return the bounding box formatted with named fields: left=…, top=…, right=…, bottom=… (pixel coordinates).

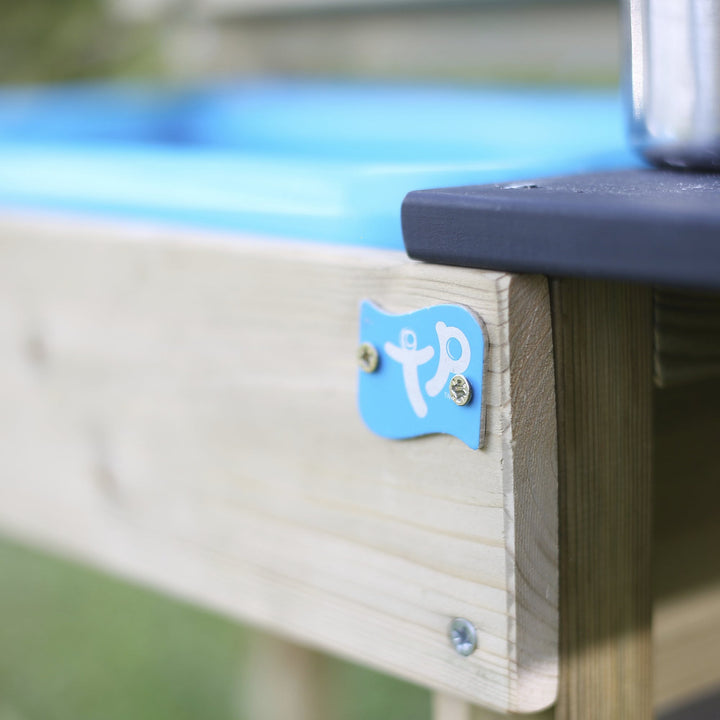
left=402, top=169, right=720, bottom=290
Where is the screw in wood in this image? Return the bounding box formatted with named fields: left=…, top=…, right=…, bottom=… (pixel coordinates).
left=448, top=617, right=477, bottom=656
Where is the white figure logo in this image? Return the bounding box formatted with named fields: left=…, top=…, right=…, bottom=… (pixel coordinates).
left=385, top=321, right=471, bottom=418
left=384, top=329, right=434, bottom=418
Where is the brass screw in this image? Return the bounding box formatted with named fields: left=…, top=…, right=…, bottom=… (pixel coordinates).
left=358, top=342, right=379, bottom=373
left=448, top=374, right=472, bottom=406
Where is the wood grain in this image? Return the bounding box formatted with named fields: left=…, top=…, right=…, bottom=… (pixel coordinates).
left=0, top=212, right=558, bottom=713
left=432, top=693, right=555, bottom=720
left=551, top=279, right=653, bottom=720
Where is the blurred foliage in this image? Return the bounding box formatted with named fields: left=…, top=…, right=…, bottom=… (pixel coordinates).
left=0, top=536, right=430, bottom=720
left=0, top=0, right=162, bottom=84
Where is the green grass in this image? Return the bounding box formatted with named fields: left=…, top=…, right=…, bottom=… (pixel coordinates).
left=0, top=536, right=430, bottom=720
left=0, top=0, right=161, bottom=84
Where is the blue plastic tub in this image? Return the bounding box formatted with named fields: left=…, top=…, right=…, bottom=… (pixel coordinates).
left=0, top=80, right=639, bottom=250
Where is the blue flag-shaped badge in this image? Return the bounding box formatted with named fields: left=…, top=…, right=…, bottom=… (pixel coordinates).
left=358, top=301, right=487, bottom=449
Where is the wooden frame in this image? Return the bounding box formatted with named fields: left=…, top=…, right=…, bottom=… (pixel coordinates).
left=435, top=280, right=655, bottom=720
left=551, top=280, right=653, bottom=719
left=0, top=212, right=558, bottom=713
left=2, top=212, right=716, bottom=718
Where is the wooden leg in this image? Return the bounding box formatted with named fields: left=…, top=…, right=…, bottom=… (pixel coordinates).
left=240, top=634, right=330, bottom=720
left=433, top=694, right=475, bottom=720
left=551, top=280, right=653, bottom=719
left=432, top=694, right=555, bottom=720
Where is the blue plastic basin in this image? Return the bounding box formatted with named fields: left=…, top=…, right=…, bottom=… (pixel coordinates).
left=0, top=80, right=639, bottom=250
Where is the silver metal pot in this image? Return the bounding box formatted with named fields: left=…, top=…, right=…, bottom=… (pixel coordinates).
left=624, top=0, right=720, bottom=169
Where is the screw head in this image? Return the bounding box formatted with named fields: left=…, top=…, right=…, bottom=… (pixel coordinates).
left=448, top=617, right=477, bottom=656
left=448, top=374, right=472, bottom=406
left=358, top=342, right=379, bottom=373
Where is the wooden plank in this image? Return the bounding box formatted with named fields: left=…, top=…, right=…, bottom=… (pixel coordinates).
left=432, top=693, right=555, bottom=719
left=0, top=212, right=558, bottom=713
left=653, top=378, right=720, bottom=710
left=551, top=279, right=653, bottom=720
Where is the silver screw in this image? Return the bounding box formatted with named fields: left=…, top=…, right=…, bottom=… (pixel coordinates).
left=448, top=374, right=472, bottom=406
left=448, top=617, right=477, bottom=656
left=358, top=342, right=379, bottom=373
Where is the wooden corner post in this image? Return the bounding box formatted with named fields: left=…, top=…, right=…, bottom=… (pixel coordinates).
left=551, top=279, right=653, bottom=720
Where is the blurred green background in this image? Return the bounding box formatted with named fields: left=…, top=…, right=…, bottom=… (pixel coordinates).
left=0, top=0, right=161, bottom=83
left=0, top=536, right=430, bottom=719
left=0, top=0, right=620, bottom=86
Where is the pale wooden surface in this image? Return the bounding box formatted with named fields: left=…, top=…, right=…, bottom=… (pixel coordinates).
left=432, top=692, right=555, bottom=720
left=551, top=280, right=653, bottom=720
left=241, top=635, right=330, bottom=720
left=654, top=289, right=720, bottom=388
left=653, top=378, right=720, bottom=710
left=433, top=694, right=477, bottom=720
left=0, top=212, right=558, bottom=713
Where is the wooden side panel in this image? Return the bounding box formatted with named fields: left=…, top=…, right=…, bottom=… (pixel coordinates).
left=508, top=276, right=559, bottom=710
left=0, top=213, right=558, bottom=712
left=552, top=280, right=653, bottom=720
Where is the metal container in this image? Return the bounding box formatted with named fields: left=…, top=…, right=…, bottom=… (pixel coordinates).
left=624, top=0, right=720, bottom=169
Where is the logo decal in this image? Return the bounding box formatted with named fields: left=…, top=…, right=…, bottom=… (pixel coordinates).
left=358, top=301, right=487, bottom=449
